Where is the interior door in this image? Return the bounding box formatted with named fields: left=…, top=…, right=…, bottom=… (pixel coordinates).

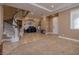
left=52, top=17, right=59, bottom=34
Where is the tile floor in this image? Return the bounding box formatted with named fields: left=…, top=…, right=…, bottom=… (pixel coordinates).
left=3, top=33, right=79, bottom=55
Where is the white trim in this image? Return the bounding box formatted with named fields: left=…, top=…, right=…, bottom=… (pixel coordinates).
left=30, top=3, right=52, bottom=12
left=46, top=32, right=59, bottom=35
left=58, top=36, right=79, bottom=42
left=46, top=32, right=53, bottom=35
left=70, top=8, right=79, bottom=29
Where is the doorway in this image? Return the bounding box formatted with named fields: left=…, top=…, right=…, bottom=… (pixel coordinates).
left=52, top=17, right=59, bottom=34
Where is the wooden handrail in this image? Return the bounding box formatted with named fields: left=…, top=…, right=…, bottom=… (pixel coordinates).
left=0, top=40, right=10, bottom=55
left=0, top=43, right=3, bottom=55
left=0, top=41, right=5, bottom=55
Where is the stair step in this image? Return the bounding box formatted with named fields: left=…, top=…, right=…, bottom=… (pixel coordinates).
left=3, top=34, right=11, bottom=39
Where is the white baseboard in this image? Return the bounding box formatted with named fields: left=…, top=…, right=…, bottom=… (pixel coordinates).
left=46, top=32, right=59, bottom=35
left=46, top=32, right=53, bottom=35
left=58, top=36, right=79, bottom=42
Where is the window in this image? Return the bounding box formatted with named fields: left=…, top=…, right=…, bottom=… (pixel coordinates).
left=71, top=8, right=79, bottom=29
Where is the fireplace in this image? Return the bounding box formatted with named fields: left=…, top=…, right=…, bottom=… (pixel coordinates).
left=24, top=26, right=37, bottom=33
left=23, top=19, right=37, bottom=33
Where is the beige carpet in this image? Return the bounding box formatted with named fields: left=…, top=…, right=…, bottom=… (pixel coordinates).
left=3, top=33, right=79, bottom=55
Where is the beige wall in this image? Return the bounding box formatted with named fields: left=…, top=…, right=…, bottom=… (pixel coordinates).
left=59, top=7, right=79, bottom=40
left=40, top=16, right=54, bottom=33
left=41, top=16, right=49, bottom=32
left=41, top=6, right=79, bottom=40
left=3, top=5, right=17, bottom=20
left=0, top=5, right=3, bottom=42
left=47, top=16, right=53, bottom=32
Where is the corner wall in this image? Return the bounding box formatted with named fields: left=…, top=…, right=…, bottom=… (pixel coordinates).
left=0, top=5, right=3, bottom=41
left=59, top=7, right=79, bottom=40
